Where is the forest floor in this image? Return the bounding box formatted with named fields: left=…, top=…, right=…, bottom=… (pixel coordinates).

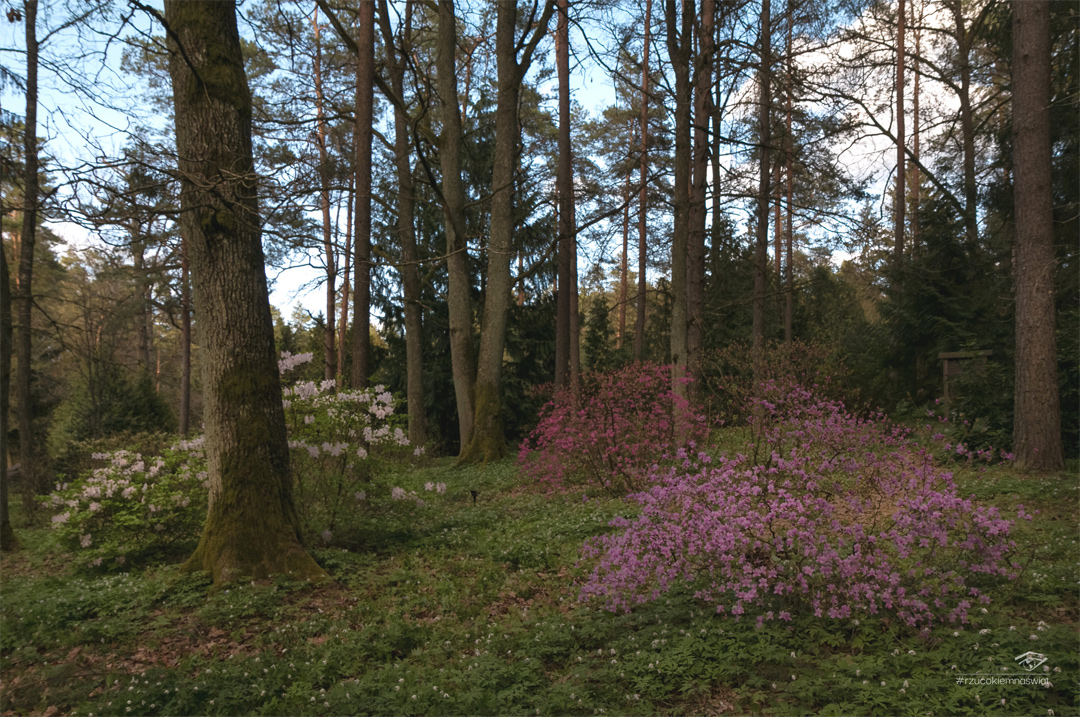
left=1, top=453, right=1077, bottom=716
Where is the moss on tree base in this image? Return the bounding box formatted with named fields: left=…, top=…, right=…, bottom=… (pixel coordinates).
left=458, top=381, right=509, bottom=465
left=181, top=507, right=327, bottom=584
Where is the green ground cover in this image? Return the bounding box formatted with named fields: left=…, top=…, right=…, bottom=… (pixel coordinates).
left=1, top=455, right=1077, bottom=716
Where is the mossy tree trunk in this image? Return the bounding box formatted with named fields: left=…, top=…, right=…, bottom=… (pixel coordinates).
left=460, top=0, right=555, bottom=464
left=164, top=0, right=325, bottom=583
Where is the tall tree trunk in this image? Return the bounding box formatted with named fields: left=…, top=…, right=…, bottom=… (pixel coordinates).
left=1011, top=0, right=1062, bottom=471
left=462, top=0, right=555, bottom=462
left=895, top=0, right=906, bottom=262
left=352, top=0, right=374, bottom=389
left=437, top=0, right=476, bottom=450
left=179, top=239, right=191, bottom=436
left=618, top=167, right=630, bottom=350
left=949, top=0, right=979, bottom=244
left=773, top=161, right=782, bottom=275
left=910, top=0, right=921, bottom=254
left=634, top=0, right=652, bottom=363
left=16, top=0, right=40, bottom=516
left=1, top=234, right=18, bottom=550
left=569, top=199, right=580, bottom=385
left=132, top=232, right=153, bottom=372
left=784, top=0, right=794, bottom=345
left=688, top=0, right=714, bottom=386
left=338, top=177, right=352, bottom=381
left=165, top=0, right=324, bottom=583
left=313, top=8, right=337, bottom=383
left=554, top=0, right=573, bottom=389
left=666, top=0, right=692, bottom=399
left=380, top=0, right=426, bottom=447
left=753, top=0, right=772, bottom=358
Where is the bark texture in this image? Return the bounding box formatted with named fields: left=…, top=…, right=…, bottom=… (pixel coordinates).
left=352, top=0, right=374, bottom=389
left=16, top=0, right=40, bottom=511
left=1, top=242, right=18, bottom=550
left=634, top=0, right=652, bottom=362
left=666, top=0, right=692, bottom=397
left=688, top=0, right=714, bottom=386
left=753, top=0, right=772, bottom=358
left=895, top=0, right=906, bottom=262
left=461, top=0, right=555, bottom=463
left=381, top=0, right=426, bottom=447
left=554, top=0, right=572, bottom=389
left=164, top=0, right=325, bottom=583
left=436, top=0, right=476, bottom=450
left=1011, top=0, right=1063, bottom=471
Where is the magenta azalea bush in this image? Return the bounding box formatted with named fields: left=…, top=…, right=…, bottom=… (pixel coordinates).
left=518, top=363, right=708, bottom=495
left=580, top=381, right=1027, bottom=627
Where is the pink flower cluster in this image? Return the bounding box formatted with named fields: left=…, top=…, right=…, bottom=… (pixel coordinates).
left=580, top=381, right=1025, bottom=627
left=519, top=363, right=708, bottom=495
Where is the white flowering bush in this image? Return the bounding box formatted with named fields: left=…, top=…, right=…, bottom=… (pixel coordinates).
left=46, top=442, right=209, bottom=571
left=47, top=353, right=428, bottom=569
left=279, top=351, right=419, bottom=544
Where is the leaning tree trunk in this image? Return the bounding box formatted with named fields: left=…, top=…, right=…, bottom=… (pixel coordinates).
left=1011, top=0, right=1063, bottom=472
left=164, top=0, right=325, bottom=583
left=16, top=0, right=40, bottom=514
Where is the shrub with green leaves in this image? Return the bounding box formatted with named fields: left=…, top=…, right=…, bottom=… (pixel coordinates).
left=46, top=444, right=208, bottom=571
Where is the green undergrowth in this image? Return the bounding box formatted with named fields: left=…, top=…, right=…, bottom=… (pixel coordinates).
left=1, top=455, right=1077, bottom=716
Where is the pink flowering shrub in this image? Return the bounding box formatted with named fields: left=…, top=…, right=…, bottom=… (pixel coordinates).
left=518, top=363, right=708, bottom=495
left=46, top=443, right=209, bottom=571
left=580, top=382, right=1027, bottom=627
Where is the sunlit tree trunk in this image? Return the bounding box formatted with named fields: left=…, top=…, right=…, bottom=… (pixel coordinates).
left=337, top=178, right=352, bottom=382
left=178, top=239, right=191, bottom=436
left=313, top=8, right=337, bottom=383
left=165, top=0, right=325, bottom=583
left=1011, top=0, right=1062, bottom=472
left=16, top=0, right=40, bottom=513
